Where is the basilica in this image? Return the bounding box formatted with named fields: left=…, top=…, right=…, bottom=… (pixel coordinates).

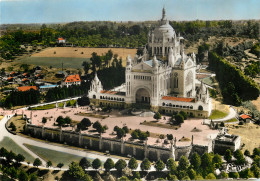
left=88, top=8, right=212, bottom=118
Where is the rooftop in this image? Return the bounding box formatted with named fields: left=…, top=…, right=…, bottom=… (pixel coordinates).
left=65, top=74, right=81, bottom=83
left=18, top=86, right=37, bottom=92
left=240, top=114, right=252, bottom=119
left=162, top=96, right=195, bottom=102
left=100, top=90, right=126, bottom=96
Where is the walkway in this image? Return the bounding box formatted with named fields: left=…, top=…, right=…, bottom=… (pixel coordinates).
left=204, top=106, right=238, bottom=125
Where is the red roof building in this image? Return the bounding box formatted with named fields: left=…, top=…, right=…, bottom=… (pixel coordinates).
left=18, top=86, right=37, bottom=92
left=63, top=74, right=81, bottom=87
left=240, top=114, right=252, bottom=120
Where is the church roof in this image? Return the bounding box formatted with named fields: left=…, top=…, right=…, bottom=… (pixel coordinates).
left=162, top=96, right=195, bottom=102
left=144, top=59, right=163, bottom=67
left=100, top=90, right=126, bottom=96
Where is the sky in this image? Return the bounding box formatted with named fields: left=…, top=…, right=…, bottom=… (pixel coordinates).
left=0, top=0, right=260, bottom=24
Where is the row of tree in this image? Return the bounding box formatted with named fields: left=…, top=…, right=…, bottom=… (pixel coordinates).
left=45, top=82, right=89, bottom=102
left=1, top=89, right=41, bottom=108
left=208, top=52, right=260, bottom=106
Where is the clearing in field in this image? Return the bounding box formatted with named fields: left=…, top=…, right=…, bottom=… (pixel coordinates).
left=32, top=47, right=137, bottom=66
left=227, top=123, right=260, bottom=153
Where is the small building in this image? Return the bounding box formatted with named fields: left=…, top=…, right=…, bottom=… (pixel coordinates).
left=213, top=133, right=241, bottom=155
left=23, top=73, right=29, bottom=78
left=7, top=77, right=14, bottom=82
left=55, top=71, right=67, bottom=78
left=239, top=114, right=252, bottom=123
left=63, top=74, right=81, bottom=87
left=57, top=37, right=66, bottom=44
left=17, top=86, right=38, bottom=92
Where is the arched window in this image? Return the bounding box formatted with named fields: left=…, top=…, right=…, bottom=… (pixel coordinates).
left=174, top=73, right=178, bottom=88
left=93, top=95, right=96, bottom=99
left=198, top=105, right=203, bottom=111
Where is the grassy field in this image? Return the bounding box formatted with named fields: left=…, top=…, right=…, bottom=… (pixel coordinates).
left=30, top=104, right=56, bottom=110
left=227, top=123, right=260, bottom=152
left=24, top=144, right=90, bottom=167
left=14, top=57, right=90, bottom=69
left=0, top=137, right=35, bottom=162
left=8, top=115, right=25, bottom=132
left=209, top=110, right=228, bottom=119
left=224, top=118, right=238, bottom=123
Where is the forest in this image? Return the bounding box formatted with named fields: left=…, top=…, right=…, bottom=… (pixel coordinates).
left=0, top=19, right=259, bottom=61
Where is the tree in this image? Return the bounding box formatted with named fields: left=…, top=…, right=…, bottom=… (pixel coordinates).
left=155, top=159, right=165, bottom=172
left=224, top=149, right=232, bottom=162
left=166, top=158, right=177, bottom=173
left=6, top=151, right=16, bottom=163
left=201, top=153, right=214, bottom=177
left=77, top=96, right=90, bottom=106
left=56, top=116, right=65, bottom=127
left=57, top=163, right=64, bottom=170
left=80, top=118, right=91, bottom=130
left=68, top=161, right=86, bottom=180
left=253, top=148, right=260, bottom=158
left=175, top=114, right=184, bottom=124
left=64, top=116, right=72, bottom=125
left=93, top=121, right=102, bottom=131
left=168, top=174, right=178, bottom=181
left=42, top=117, right=47, bottom=124
left=7, top=167, right=18, bottom=179
left=239, top=168, right=254, bottom=179
left=33, top=158, right=42, bottom=168
left=244, top=149, right=251, bottom=157
left=46, top=160, right=52, bottom=168
left=178, top=156, right=190, bottom=171
left=79, top=157, right=91, bottom=170
left=179, top=111, right=188, bottom=120
left=234, top=149, right=246, bottom=165
left=122, top=126, right=129, bottom=134
left=153, top=112, right=162, bottom=121
left=190, top=152, right=201, bottom=171
left=167, top=134, right=173, bottom=140
left=229, top=172, right=239, bottom=179
left=92, top=158, right=102, bottom=170
left=29, top=173, right=38, bottom=181
left=116, top=128, right=125, bottom=139
left=128, top=157, right=138, bottom=170
left=220, top=171, right=228, bottom=179
left=250, top=164, right=260, bottom=178
left=104, top=158, right=115, bottom=172
left=213, top=154, right=223, bottom=168
left=253, top=155, right=260, bottom=167
left=205, top=173, right=216, bottom=180
left=0, top=147, right=8, bottom=157
left=132, top=171, right=140, bottom=179
left=119, top=176, right=130, bottom=181
left=114, top=126, right=120, bottom=132
left=187, top=168, right=196, bottom=180
left=140, top=158, right=151, bottom=171
left=115, top=159, right=127, bottom=173
left=16, top=153, right=25, bottom=163
left=18, top=170, right=29, bottom=181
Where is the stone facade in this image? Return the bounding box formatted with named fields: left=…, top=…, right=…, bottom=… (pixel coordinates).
left=26, top=124, right=211, bottom=162
left=88, top=8, right=211, bottom=118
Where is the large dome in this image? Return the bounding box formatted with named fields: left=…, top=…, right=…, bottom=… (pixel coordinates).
left=153, top=22, right=175, bottom=39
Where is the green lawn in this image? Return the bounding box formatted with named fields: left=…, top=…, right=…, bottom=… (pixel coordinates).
left=0, top=137, right=35, bottom=162
left=30, top=104, right=55, bottom=110
left=209, top=110, right=228, bottom=119
left=15, top=57, right=90, bottom=69
left=224, top=118, right=238, bottom=123
left=24, top=144, right=92, bottom=167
